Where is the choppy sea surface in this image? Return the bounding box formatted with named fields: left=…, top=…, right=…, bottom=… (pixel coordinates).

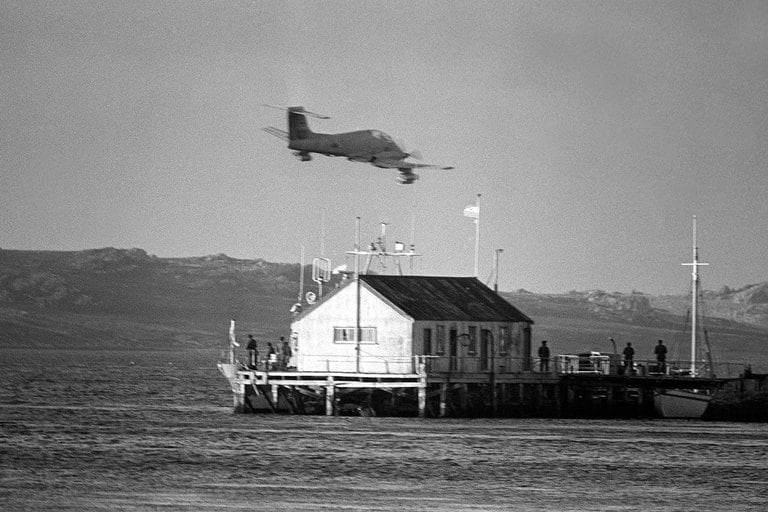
left=1, top=349, right=767, bottom=511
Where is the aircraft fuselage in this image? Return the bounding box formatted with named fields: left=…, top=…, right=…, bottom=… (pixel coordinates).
left=288, top=130, right=407, bottom=163
left=263, top=106, right=452, bottom=183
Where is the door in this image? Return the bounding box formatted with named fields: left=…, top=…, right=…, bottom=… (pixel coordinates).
left=449, top=328, right=458, bottom=371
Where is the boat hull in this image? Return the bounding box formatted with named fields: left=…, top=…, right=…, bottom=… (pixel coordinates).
left=217, top=362, right=241, bottom=392
left=654, top=389, right=711, bottom=419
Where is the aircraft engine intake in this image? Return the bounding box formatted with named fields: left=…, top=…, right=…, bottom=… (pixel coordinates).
left=293, top=151, right=312, bottom=162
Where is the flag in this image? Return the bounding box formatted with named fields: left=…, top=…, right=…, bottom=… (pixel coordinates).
left=229, top=319, right=239, bottom=347
left=463, top=205, right=479, bottom=219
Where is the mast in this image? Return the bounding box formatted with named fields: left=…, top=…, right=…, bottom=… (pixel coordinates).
left=462, top=194, right=481, bottom=277
left=344, top=219, right=422, bottom=373
left=298, top=245, right=305, bottom=304
left=681, top=216, right=708, bottom=377
left=355, top=217, right=361, bottom=373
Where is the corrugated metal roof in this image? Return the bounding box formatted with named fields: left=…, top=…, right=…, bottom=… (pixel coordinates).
left=360, top=275, right=533, bottom=323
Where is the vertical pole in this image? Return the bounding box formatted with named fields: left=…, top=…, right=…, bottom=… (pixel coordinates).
left=494, top=248, right=503, bottom=292
left=682, top=216, right=708, bottom=377
left=325, top=376, right=335, bottom=416
left=439, top=381, right=448, bottom=418
left=410, top=206, right=417, bottom=273
left=691, top=216, right=697, bottom=376
left=490, top=330, right=496, bottom=415
left=228, top=318, right=238, bottom=365
left=536, top=384, right=544, bottom=414
left=298, top=245, right=305, bottom=304
left=236, top=382, right=245, bottom=413
left=474, top=194, right=481, bottom=278
left=418, top=356, right=427, bottom=418
left=355, top=217, right=361, bottom=373
left=321, top=210, right=326, bottom=256
left=490, top=373, right=497, bottom=416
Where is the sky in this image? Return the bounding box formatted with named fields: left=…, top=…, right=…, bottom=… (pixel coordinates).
left=2, top=0, right=767, bottom=295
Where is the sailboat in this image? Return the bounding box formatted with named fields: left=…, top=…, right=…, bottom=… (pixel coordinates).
left=654, top=216, right=713, bottom=419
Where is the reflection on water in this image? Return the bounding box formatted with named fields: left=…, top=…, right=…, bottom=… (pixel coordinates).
left=1, top=349, right=767, bottom=511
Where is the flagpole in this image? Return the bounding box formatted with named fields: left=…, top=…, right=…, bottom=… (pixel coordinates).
left=474, top=194, right=481, bottom=278
left=228, top=318, right=239, bottom=364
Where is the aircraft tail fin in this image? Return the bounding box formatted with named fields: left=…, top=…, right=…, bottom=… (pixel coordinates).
left=263, top=105, right=328, bottom=141
left=288, top=106, right=313, bottom=141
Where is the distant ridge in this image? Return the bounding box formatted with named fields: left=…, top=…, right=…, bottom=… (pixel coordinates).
left=1, top=248, right=766, bottom=370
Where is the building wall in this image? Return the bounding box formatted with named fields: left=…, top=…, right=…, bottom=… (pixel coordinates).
left=291, top=283, right=414, bottom=373
left=412, top=320, right=533, bottom=373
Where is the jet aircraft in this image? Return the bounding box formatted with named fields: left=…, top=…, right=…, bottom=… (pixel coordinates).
left=263, top=106, right=453, bottom=184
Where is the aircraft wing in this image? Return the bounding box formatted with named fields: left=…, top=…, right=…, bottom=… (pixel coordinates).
left=263, top=126, right=288, bottom=141
left=373, top=159, right=454, bottom=170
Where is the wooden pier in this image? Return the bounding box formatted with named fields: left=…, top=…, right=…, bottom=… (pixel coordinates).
left=219, top=358, right=734, bottom=418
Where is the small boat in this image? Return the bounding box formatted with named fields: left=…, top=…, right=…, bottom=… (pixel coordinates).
left=654, top=216, right=713, bottom=419
left=654, top=389, right=711, bottom=418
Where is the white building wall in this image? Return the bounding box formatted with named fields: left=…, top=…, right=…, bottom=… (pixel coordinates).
left=291, top=283, right=414, bottom=373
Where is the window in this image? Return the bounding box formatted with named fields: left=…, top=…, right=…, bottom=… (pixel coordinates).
left=499, top=325, right=511, bottom=355
left=436, top=325, right=445, bottom=354
left=423, top=328, right=432, bottom=355
left=333, top=327, right=377, bottom=344
left=467, top=325, right=478, bottom=355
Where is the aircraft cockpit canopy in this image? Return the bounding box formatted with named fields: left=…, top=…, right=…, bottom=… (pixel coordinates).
left=370, top=130, right=394, bottom=143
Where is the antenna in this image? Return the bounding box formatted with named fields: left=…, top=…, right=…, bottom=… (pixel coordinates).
left=347, top=220, right=421, bottom=276
left=312, top=257, right=331, bottom=299
left=321, top=210, right=326, bottom=256
left=298, top=246, right=305, bottom=303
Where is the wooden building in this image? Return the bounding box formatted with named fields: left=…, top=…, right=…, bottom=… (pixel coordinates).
left=291, top=275, right=534, bottom=375
left=219, top=273, right=737, bottom=418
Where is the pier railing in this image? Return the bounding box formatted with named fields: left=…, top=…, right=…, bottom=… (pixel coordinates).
left=271, top=353, right=748, bottom=379
left=293, top=354, right=421, bottom=374
left=544, top=354, right=747, bottom=379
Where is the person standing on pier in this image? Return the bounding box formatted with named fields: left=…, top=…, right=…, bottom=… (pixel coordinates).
left=280, top=336, right=292, bottom=370
left=538, top=340, right=550, bottom=372
left=267, top=342, right=277, bottom=370
left=246, top=335, right=258, bottom=369
left=623, top=342, right=635, bottom=375
left=654, top=339, right=667, bottom=373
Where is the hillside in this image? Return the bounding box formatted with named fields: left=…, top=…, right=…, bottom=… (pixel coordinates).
left=1, top=248, right=766, bottom=370
left=0, top=248, right=303, bottom=350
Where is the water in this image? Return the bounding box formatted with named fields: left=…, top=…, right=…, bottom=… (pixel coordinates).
left=1, top=350, right=766, bottom=511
